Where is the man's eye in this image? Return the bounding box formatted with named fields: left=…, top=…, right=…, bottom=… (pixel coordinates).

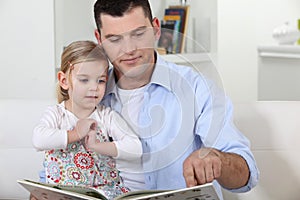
left=108, top=37, right=121, bottom=43
left=132, top=30, right=146, bottom=38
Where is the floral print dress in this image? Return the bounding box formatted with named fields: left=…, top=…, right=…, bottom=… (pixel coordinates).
left=44, top=112, right=129, bottom=199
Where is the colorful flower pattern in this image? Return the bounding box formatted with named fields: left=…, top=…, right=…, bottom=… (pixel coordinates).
left=44, top=125, right=128, bottom=198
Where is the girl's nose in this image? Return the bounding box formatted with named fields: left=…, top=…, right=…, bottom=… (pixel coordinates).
left=89, top=82, right=98, bottom=91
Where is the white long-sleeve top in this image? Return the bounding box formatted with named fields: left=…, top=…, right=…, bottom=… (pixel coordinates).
left=32, top=102, right=143, bottom=189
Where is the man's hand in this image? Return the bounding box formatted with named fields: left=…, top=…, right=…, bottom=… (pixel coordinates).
left=183, top=148, right=222, bottom=187
left=29, top=194, right=38, bottom=200
left=183, top=148, right=250, bottom=189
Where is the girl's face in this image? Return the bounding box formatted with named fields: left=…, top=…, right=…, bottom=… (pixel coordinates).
left=66, top=60, right=108, bottom=116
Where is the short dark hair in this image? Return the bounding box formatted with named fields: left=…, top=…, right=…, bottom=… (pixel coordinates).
left=94, top=0, right=153, bottom=32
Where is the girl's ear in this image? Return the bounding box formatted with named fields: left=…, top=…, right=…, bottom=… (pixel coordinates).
left=57, top=71, right=69, bottom=90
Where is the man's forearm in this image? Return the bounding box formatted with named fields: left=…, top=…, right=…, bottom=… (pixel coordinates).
left=215, top=150, right=250, bottom=189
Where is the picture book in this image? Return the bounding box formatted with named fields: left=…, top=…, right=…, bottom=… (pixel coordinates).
left=18, top=179, right=220, bottom=200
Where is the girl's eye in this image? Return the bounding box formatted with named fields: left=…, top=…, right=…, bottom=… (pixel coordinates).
left=97, top=79, right=106, bottom=84
left=79, top=79, right=88, bottom=83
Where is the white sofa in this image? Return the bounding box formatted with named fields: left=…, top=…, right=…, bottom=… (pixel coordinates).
left=1, top=100, right=300, bottom=199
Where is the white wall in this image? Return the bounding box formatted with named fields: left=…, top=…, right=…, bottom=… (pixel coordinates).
left=0, top=0, right=56, bottom=199
left=0, top=0, right=56, bottom=100
left=217, top=0, right=300, bottom=102
left=54, top=0, right=96, bottom=68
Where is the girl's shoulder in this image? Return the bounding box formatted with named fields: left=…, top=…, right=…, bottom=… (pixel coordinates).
left=95, top=105, right=116, bottom=118
left=41, top=102, right=69, bottom=119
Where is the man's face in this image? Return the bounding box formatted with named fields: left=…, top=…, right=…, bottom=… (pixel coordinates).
left=96, top=7, right=160, bottom=81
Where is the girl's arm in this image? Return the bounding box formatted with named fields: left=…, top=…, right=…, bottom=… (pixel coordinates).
left=32, top=105, right=96, bottom=151
left=85, top=130, right=118, bottom=157
left=32, top=105, right=68, bottom=151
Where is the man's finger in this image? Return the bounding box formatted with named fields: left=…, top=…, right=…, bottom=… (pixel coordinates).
left=204, top=164, right=214, bottom=183
left=183, top=166, right=197, bottom=187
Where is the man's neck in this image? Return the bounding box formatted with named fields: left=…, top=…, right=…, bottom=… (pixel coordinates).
left=116, top=65, right=153, bottom=90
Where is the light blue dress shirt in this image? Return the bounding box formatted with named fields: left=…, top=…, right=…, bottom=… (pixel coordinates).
left=39, top=53, right=259, bottom=198
left=101, top=53, right=259, bottom=198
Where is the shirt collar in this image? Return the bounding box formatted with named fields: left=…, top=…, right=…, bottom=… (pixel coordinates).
left=105, top=52, right=172, bottom=97
left=105, top=67, right=118, bottom=96
left=150, top=52, right=171, bottom=91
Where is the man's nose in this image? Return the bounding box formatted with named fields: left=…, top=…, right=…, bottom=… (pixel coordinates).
left=121, top=37, right=136, bottom=54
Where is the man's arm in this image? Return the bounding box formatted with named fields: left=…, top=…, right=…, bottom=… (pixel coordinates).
left=183, top=148, right=250, bottom=189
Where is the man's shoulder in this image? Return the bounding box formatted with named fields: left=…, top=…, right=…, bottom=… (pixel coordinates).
left=157, top=54, right=200, bottom=76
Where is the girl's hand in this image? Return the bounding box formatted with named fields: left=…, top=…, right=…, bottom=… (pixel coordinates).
left=75, top=119, right=97, bottom=140
left=85, top=130, right=98, bottom=151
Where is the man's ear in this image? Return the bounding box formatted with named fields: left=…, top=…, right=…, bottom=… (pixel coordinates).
left=152, top=17, right=161, bottom=40
left=57, top=71, right=69, bottom=90
left=94, top=29, right=102, bottom=45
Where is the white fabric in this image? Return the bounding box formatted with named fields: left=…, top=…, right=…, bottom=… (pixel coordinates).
left=117, top=85, right=147, bottom=190
left=117, top=85, right=147, bottom=134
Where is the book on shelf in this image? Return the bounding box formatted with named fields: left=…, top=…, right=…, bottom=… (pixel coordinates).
left=158, top=20, right=180, bottom=54
left=163, top=15, right=181, bottom=54
left=18, top=179, right=220, bottom=200
left=157, top=5, right=190, bottom=54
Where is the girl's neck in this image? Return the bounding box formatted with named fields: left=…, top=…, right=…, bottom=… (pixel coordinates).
left=64, top=100, right=95, bottom=119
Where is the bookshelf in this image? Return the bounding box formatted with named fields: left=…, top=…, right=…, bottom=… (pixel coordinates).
left=161, top=53, right=211, bottom=65
left=151, top=0, right=217, bottom=56
left=153, top=0, right=217, bottom=67
left=158, top=5, right=190, bottom=54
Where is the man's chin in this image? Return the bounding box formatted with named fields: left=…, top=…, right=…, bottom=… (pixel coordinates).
left=123, top=66, right=149, bottom=78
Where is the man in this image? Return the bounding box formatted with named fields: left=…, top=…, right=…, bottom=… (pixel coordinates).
left=31, top=1, right=258, bottom=199
left=93, top=0, right=258, bottom=198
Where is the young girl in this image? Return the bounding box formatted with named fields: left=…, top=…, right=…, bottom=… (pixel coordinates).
left=32, top=41, right=142, bottom=198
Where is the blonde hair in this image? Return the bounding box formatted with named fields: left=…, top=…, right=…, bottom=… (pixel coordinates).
left=57, top=40, right=108, bottom=103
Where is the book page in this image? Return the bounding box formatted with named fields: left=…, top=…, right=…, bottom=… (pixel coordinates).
left=115, top=183, right=220, bottom=200
left=17, top=179, right=106, bottom=200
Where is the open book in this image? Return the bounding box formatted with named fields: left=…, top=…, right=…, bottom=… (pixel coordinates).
left=18, top=179, right=220, bottom=200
